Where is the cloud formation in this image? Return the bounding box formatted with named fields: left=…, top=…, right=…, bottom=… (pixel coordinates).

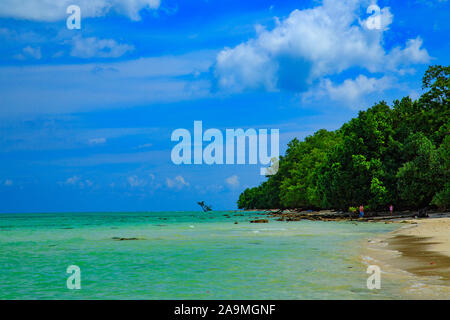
left=225, top=175, right=239, bottom=188
left=14, top=46, right=42, bottom=60
left=62, top=175, right=93, bottom=188
left=127, top=173, right=160, bottom=191
left=0, top=0, right=161, bottom=21
left=0, top=51, right=215, bottom=117
left=166, top=175, right=189, bottom=190
left=303, top=75, right=392, bottom=107
left=214, top=0, right=430, bottom=94
left=128, top=175, right=147, bottom=187
left=70, top=37, right=134, bottom=59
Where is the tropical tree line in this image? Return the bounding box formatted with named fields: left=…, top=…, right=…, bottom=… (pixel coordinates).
left=238, top=65, right=449, bottom=212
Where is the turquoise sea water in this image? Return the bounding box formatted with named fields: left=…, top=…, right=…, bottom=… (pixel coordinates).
left=0, top=211, right=401, bottom=299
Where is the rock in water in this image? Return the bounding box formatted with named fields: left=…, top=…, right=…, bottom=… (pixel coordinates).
left=250, top=219, right=269, bottom=223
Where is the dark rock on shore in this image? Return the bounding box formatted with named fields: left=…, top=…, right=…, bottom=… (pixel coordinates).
left=260, top=209, right=439, bottom=223
left=250, top=219, right=269, bottom=223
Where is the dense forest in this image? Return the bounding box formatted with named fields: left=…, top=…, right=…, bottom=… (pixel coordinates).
left=238, top=65, right=450, bottom=212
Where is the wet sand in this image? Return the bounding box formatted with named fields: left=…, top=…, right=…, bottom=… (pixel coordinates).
left=388, top=234, right=450, bottom=281
left=364, top=216, right=450, bottom=299
left=391, top=217, right=450, bottom=257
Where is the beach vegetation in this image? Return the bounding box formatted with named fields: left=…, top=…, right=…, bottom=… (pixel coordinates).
left=237, top=65, right=450, bottom=211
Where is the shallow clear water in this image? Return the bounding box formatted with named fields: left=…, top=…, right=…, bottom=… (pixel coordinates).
left=0, top=211, right=400, bottom=299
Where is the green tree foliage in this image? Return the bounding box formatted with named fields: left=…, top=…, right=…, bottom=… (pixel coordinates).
left=237, top=65, right=450, bottom=211
left=420, top=65, right=450, bottom=144
left=317, top=102, right=399, bottom=210
left=279, top=130, right=341, bottom=208
left=396, top=133, right=443, bottom=208
left=432, top=135, right=450, bottom=209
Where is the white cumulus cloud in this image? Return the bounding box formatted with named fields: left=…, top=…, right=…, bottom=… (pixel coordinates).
left=304, top=75, right=393, bottom=107
left=386, top=38, right=431, bottom=73
left=214, top=0, right=430, bottom=93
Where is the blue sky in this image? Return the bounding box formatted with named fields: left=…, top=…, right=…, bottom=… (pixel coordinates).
left=0, top=0, right=449, bottom=213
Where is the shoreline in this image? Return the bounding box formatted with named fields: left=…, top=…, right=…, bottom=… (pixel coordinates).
left=254, top=208, right=450, bottom=298
left=260, top=208, right=443, bottom=222
left=389, top=217, right=450, bottom=257
left=364, top=215, right=450, bottom=299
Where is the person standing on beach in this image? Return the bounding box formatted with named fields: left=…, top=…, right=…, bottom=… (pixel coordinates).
left=389, top=205, right=393, bottom=215
left=359, top=205, right=364, bottom=218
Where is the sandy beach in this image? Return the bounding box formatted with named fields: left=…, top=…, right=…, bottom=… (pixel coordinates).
left=392, top=217, right=450, bottom=257
left=364, top=214, right=450, bottom=299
